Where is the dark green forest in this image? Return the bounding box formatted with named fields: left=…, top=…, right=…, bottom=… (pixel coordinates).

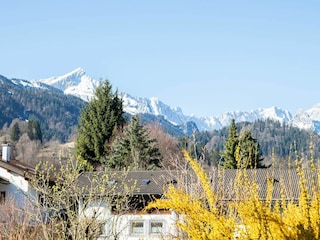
left=193, top=119, right=320, bottom=167
left=0, top=75, right=85, bottom=142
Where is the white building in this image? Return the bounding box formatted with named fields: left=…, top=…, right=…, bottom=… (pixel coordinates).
left=0, top=144, right=37, bottom=208
left=0, top=143, right=182, bottom=239
left=78, top=171, right=182, bottom=240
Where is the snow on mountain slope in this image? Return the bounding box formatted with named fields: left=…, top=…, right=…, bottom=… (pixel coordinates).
left=194, top=107, right=292, bottom=131
left=122, top=93, right=292, bottom=131
left=290, top=109, right=314, bottom=131
left=121, top=93, right=186, bottom=125
left=37, top=68, right=100, bottom=101
left=290, top=105, right=320, bottom=134
left=11, top=78, right=35, bottom=88
left=27, top=68, right=320, bottom=134
left=306, top=104, right=320, bottom=121
left=0, top=74, right=62, bottom=93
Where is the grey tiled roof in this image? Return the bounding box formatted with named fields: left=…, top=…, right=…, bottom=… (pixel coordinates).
left=209, top=168, right=319, bottom=201
left=78, top=168, right=320, bottom=201
left=78, top=170, right=181, bottom=195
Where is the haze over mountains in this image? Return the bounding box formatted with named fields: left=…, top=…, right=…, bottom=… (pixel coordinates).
left=3, top=68, right=320, bottom=134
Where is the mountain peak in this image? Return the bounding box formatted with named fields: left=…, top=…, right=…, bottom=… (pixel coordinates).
left=37, top=68, right=100, bottom=102
left=66, top=67, right=85, bottom=76
left=37, top=68, right=86, bottom=86
left=25, top=68, right=320, bottom=134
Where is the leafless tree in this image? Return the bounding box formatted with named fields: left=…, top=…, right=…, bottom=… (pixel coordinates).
left=145, top=123, right=185, bottom=169
left=28, top=151, right=136, bottom=240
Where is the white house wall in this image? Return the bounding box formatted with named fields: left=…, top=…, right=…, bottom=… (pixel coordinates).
left=79, top=199, right=179, bottom=240
left=99, top=212, right=178, bottom=240
left=0, top=166, right=35, bottom=208
left=79, top=198, right=111, bottom=221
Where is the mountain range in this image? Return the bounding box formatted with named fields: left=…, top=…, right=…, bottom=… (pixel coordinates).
left=2, top=68, right=320, bottom=135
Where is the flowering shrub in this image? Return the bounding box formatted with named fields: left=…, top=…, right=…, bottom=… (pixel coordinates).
left=146, top=150, right=320, bottom=240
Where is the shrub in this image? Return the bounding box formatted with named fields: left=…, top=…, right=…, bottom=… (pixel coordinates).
left=146, top=150, right=320, bottom=239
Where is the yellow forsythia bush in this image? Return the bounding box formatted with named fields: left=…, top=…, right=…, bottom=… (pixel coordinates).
left=146, top=150, right=320, bottom=240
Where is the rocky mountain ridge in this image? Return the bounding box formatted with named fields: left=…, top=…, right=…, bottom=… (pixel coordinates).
left=3, top=68, right=320, bottom=134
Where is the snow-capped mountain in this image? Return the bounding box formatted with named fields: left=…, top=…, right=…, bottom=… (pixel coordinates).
left=122, top=94, right=293, bottom=131
left=32, top=68, right=320, bottom=133
left=290, top=105, right=320, bottom=135
left=4, top=68, right=320, bottom=134
left=122, top=93, right=188, bottom=125
left=197, top=107, right=292, bottom=131
left=0, top=73, right=64, bottom=94
left=36, top=68, right=100, bottom=101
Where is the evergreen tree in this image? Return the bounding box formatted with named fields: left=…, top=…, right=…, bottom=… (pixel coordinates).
left=75, top=80, right=125, bottom=168
left=27, top=121, right=34, bottom=140
left=27, top=120, right=42, bottom=142
left=107, top=115, right=162, bottom=170
left=220, top=119, right=239, bottom=169
left=221, top=119, right=265, bottom=169
left=238, top=130, right=265, bottom=168
left=32, top=120, right=42, bottom=142
left=10, top=122, right=20, bottom=142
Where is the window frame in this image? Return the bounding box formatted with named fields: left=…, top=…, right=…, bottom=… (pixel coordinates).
left=150, top=220, right=164, bottom=235
left=130, top=220, right=145, bottom=235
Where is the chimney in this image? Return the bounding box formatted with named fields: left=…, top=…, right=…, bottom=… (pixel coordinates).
left=2, top=144, right=11, bottom=162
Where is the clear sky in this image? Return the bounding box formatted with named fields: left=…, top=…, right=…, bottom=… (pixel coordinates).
left=1, top=1, right=320, bottom=117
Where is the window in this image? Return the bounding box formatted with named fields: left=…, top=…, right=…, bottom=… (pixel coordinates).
left=109, top=179, right=117, bottom=185
left=131, top=221, right=144, bottom=234
left=141, top=179, right=150, bottom=185
left=0, top=191, right=5, bottom=203
left=130, top=220, right=165, bottom=237
left=150, top=221, right=163, bottom=234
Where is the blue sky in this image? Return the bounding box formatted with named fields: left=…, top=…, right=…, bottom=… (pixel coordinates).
left=1, top=1, right=320, bottom=117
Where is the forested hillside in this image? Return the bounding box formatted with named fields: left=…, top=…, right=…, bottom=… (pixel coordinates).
left=197, top=119, right=320, bottom=167
left=0, top=75, right=85, bottom=142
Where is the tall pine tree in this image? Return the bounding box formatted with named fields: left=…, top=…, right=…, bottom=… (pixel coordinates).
left=75, top=80, right=125, bottom=169
left=238, top=130, right=265, bottom=169
left=221, top=119, right=239, bottom=169
left=10, top=122, right=21, bottom=142
left=27, top=120, right=42, bottom=142
left=221, top=119, right=265, bottom=169
left=107, top=115, right=162, bottom=170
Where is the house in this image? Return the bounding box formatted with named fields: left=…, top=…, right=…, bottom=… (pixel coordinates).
left=208, top=167, right=318, bottom=202
left=1, top=141, right=318, bottom=239
left=78, top=170, right=183, bottom=240
left=0, top=144, right=37, bottom=209
left=77, top=165, right=320, bottom=240
left=0, top=143, right=42, bottom=233
left=0, top=143, right=181, bottom=239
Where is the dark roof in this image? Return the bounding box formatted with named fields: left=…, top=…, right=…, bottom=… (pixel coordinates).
left=0, top=159, right=35, bottom=179
left=78, top=167, right=319, bottom=201
left=209, top=168, right=318, bottom=201
left=78, top=170, right=181, bottom=195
